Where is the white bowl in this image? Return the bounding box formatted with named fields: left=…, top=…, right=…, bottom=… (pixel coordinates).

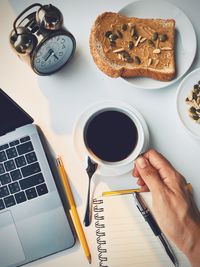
left=176, top=67, right=200, bottom=140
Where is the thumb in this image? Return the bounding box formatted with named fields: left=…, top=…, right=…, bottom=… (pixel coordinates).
left=135, top=156, right=163, bottom=192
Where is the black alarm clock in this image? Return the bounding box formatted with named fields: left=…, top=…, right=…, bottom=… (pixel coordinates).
left=10, top=3, right=76, bottom=75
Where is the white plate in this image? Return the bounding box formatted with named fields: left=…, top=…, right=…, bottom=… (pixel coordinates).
left=176, top=67, right=200, bottom=139
left=119, top=0, right=196, bottom=89
left=73, top=101, right=149, bottom=176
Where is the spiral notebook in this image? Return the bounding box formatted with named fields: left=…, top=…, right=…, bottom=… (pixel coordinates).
left=92, top=193, right=190, bottom=267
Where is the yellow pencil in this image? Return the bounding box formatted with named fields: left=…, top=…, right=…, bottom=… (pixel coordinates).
left=102, top=183, right=192, bottom=197
left=102, top=188, right=140, bottom=196
left=57, top=157, right=91, bottom=264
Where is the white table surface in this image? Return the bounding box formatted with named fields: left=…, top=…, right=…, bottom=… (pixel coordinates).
left=0, top=0, right=200, bottom=266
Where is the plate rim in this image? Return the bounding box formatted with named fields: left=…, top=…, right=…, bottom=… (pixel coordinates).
left=118, top=0, right=197, bottom=90
left=176, top=67, right=200, bottom=140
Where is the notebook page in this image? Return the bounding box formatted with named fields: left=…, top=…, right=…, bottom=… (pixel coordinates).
left=98, top=193, right=190, bottom=267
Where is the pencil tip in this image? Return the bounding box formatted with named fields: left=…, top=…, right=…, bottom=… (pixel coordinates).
left=87, top=255, right=92, bottom=264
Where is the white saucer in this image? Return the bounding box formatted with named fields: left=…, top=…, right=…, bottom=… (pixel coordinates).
left=176, top=67, right=200, bottom=140
left=119, top=0, right=196, bottom=89
left=72, top=101, right=149, bottom=176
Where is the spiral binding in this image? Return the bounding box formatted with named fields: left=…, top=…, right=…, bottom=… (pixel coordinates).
left=93, top=198, right=108, bottom=267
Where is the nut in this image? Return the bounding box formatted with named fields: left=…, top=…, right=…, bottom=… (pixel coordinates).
left=193, top=92, right=198, bottom=101
left=134, top=56, right=141, bottom=65
left=121, top=51, right=133, bottom=63
left=190, top=106, right=196, bottom=114
left=130, top=26, right=135, bottom=37
left=128, top=41, right=134, bottom=50
left=140, top=37, right=147, bottom=43
left=128, top=23, right=133, bottom=27
left=113, top=48, right=125, bottom=53
left=147, top=58, right=152, bottom=66
left=188, top=90, right=193, bottom=101
left=161, top=47, right=172, bottom=51
left=159, top=34, right=168, bottom=42
left=186, top=83, right=200, bottom=123
left=156, top=39, right=159, bottom=48
left=121, top=24, right=128, bottom=31
left=192, top=115, right=199, bottom=121
left=152, top=32, right=158, bottom=41
left=105, top=31, right=112, bottom=38
left=118, top=54, right=123, bottom=60
left=197, top=97, right=200, bottom=106
left=135, top=36, right=142, bottom=47
left=192, top=99, right=199, bottom=109
left=109, top=34, right=118, bottom=41
left=153, top=48, right=161, bottom=54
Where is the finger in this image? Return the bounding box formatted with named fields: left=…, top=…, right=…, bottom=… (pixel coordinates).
left=143, top=149, right=177, bottom=180
left=144, top=149, right=188, bottom=189
left=139, top=184, right=149, bottom=192
left=137, top=177, right=145, bottom=186
left=135, top=155, right=164, bottom=192
left=132, top=165, right=140, bottom=178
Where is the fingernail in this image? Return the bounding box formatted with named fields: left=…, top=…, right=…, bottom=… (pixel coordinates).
left=136, top=156, right=148, bottom=169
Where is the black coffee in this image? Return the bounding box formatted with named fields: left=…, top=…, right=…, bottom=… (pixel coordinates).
left=84, top=110, right=138, bottom=162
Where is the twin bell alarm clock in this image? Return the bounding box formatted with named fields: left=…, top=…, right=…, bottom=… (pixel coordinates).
left=9, top=3, right=76, bottom=75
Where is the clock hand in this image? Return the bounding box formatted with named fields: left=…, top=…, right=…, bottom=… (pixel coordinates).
left=44, top=49, right=54, bottom=61
left=53, top=54, right=59, bottom=60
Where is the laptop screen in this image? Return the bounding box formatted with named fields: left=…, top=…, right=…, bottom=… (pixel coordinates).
left=0, top=89, right=33, bottom=136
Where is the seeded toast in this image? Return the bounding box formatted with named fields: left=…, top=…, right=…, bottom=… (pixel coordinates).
left=90, top=12, right=176, bottom=81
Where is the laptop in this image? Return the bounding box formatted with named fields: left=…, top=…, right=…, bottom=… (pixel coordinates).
left=0, top=89, right=75, bottom=267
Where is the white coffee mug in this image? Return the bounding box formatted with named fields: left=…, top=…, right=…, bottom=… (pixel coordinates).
left=73, top=101, right=149, bottom=176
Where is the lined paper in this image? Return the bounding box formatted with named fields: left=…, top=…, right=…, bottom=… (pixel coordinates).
left=93, top=193, right=190, bottom=267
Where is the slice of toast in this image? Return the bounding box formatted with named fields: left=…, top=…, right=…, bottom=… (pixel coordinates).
left=90, top=12, right=176, bottom=81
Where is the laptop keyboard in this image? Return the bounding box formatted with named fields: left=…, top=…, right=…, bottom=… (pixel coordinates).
left=0, top=136, right=48, bottom=210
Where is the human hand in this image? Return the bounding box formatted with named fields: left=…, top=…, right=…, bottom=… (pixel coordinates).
left=133, top=149, right=200, bottom=267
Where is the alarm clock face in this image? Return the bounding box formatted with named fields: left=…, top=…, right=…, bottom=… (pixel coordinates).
left=32, top=34, right=75, bottom=74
